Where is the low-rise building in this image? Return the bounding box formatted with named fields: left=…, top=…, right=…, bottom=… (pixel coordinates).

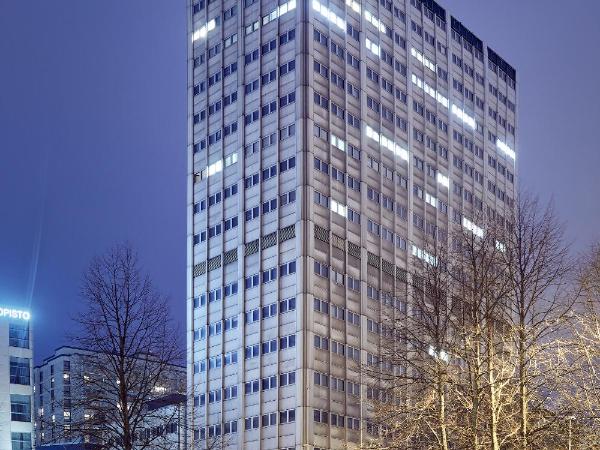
left=34, top=346, right=185, bottom=448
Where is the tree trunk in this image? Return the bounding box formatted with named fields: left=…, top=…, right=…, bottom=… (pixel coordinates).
left=437, top=373, right=449, bottom=450
left=519, top=324, right=528, bottom=450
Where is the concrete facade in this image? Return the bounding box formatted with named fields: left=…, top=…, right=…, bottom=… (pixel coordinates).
left=187, top=0, right=517, bottom=448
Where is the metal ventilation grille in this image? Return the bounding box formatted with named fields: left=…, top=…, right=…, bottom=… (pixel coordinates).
left=207, top=255, right=221, bottom=272
left=223, top=249, right=238, bottom=265
left=367, top=252, right=381, bottom=269
left=331, top=233, right=345, bottom=251
left=314, top=224, right=329, bottom=242
left=245, top=239, right=259, bottom=256
left=382, top=259, right=395, bottom=276
left=262, top=231, right=277, bottom=249
left=396, top=267, right=408, bottom=282
left=279, top=224, right=296, bottom=242
left=347, top=242, right=361, bottom=258
left=193, top=262, right=206, bottom=277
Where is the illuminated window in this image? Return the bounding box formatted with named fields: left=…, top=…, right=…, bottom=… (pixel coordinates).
left=451, top=104, right=476, bottom=129
left=365, top=38, right=380, bottom=57
left=330, top=199, right=347, bottom=218
left=412, top=245, right=437, bottom=266
left=346, top=0, right=360, bottom=13
left=312, top=0, right=345, bottom=30
left=199, top=153, right=238, bottom=180
left=330, top=134, right=346, bottom=152
left=425, top=192, right=437, bottom=207
left=496, top=139, right=516, bottom=160
left=192, top=18, right=217, bottom=41
left=437, top=173, right=449, bottom=189
left=364, top=10, right=387, bottom=33
left=411, top=74, right=449, bottom=108
left=462, top=217, right=484, bottom=238
left=263, top=0, right=297, bottom=26
left=410, top=47, right=435, bottom=72
left=365, top=125, right=408, bottom=161
left=496, top=241, right=506, bottom=252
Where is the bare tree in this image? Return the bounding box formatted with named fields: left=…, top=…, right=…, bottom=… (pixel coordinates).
left=67, top=243, right=184, bottom=450
left=502, top=194, right=575, bottom=449
left=565, top=244, right=600, bottom=447
left=364, top=241, right=458, bottom=450
left=448, top=218, right=516, bottom=450
left=364, top=194, right=578, bottom=449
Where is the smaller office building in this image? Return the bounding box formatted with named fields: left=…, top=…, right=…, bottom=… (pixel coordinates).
left=0, top=306, right=34, bottom=450
left=34, top=346, right=186, bottom=449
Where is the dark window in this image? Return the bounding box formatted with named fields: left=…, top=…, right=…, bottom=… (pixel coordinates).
left=11, top=395, right=31, bottom=422
left=10, top=357, right=30, bottom=385
left=11, top=432, right=32, bottom=450
left=9, top=321, right=29, bottom=348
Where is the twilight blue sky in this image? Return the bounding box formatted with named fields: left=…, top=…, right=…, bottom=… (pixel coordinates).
left=1, top=1, right=599, bottom=361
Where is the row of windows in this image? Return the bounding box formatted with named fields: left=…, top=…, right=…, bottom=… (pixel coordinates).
left=488, top=155, right=514, bottom=182
left=244, top=261, right=297, bottom=290
left=193, top=316, right=238, bottom=341
left=489, top=83, right=516, bottom=112
left=244, top=370, right=296, bottom=394
left=488, top=57, right=516, bottom=89
left=193, top=58, right=236, bottom=96
left=314, top=409, right=360, bottom=430
left=193, top=92, right=236, bottom=125
left=193, top=350, right=238, bottom=373
left=244, top=156, right=296, bottom=189
left=245, top=60, right=296, bottom=97
left=244, top=90, right=296, bottom=126
left=412, top=98, right=449, bottom=134
left=367, top=218, right=409, bottom=250
left=195, top=420, right=238, bottom=440
left=313, top=335, right=360, bottom=361
left=244, top=28, right=295, bottom=66
left=194, top=384, right=238, bottom=406
left=366, top=184, right=409, bottom=220
left=9, top=321, right=30, bottom=349
left=244, top=189, right=297, bottom=222
left=313, top=157, right=360, bottom=192
left=313, top=297, right=361, bottom=325
left=314, top=371, right=361, bottom=396
left=244, top=334, right=296, bottom=359
left=449, top=25, right=484, bottom=63
left=313, top=191, right=361, bottom=224
left=245, top=297, right=296, bottom=323
left=488, top=106, right=516, bottom=135
left=242, top=124, right=296, bottom=162
left=193, top=281, right=238, bottom=308
left=193, top=215, right=238, bottom=244
left=244, top=408, right=296, bottom=430
left=10, top=357, right=30, bottom=385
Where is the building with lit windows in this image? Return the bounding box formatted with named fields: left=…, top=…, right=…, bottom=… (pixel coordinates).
left=34, top=346, right=186, bottom=449
left=0, top=306, right=34, bottom=450
left=33, top=346, right=92, bottom=447
left=187, top=0, right=517, bottom=448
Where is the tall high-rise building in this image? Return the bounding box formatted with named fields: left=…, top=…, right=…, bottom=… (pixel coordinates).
left=187, top=0, right=517, bottom=448
left=0, top=306, right=34, bottom=450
